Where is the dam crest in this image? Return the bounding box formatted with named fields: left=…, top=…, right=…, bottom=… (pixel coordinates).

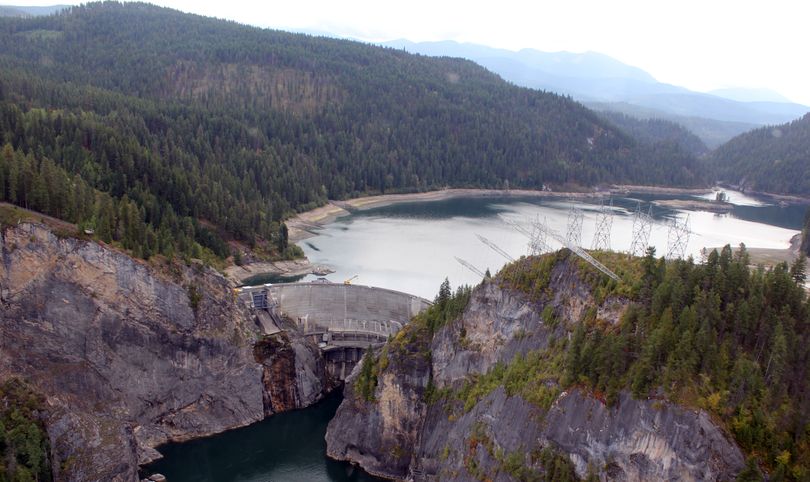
left=238, top=281, right=431, bottom=379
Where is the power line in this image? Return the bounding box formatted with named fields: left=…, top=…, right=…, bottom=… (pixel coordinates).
left=535, top=219, right=621, bottom=282
left=454, top=256, right=486, bottom=279
left=476, top=234, right=514, bottom=262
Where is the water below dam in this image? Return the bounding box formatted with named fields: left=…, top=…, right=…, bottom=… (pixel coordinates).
left=150, top=189, right=808, bottom=480
left=140, top=392, right=381, bottom=482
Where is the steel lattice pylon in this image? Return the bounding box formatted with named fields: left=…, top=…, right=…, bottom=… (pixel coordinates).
left=666, top=214, right=691, bottom=259
left=500, top=214, right=547, bottom=256
left=591, top=199, right=613, bottom=251
left=565, top=205, right=584, bottom=248
left=537, top=219, right=621, bottom=282
left=528, top=215, right=549, bottom=256
left=629, top=202, right=653, bottom=257
left=498, top=214, right=620, bottom=282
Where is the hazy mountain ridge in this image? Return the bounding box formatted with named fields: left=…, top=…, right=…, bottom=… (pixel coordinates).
left=384, top=39, right=809, bottom=145
left=587, top=101, right=759, bottom=149
left=0, top=4, right=68, bottom=17
left=597, top=110, right=709, bottom=156
left=710, top=87, right=794, bottom=104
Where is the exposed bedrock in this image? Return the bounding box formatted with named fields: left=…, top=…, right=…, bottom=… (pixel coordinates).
left=0, top=223, right=331, bottom=481
left=326, top=256, right=745, bottom=481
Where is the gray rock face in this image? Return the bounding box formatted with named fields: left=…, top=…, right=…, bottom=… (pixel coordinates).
left=0, top=223, right=330, bottom=481
left=326, top=336, right=431, bottom=480
left=326, top=254, right=746, bottom=481
left=545, top=390, right=745, bottom=481
left=253, top=327, right=332, bottom=415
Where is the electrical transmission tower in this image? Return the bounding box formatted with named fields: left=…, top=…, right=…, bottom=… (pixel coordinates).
left=499, top=215, right=547, bottom=256
left=591, top=199, right=613, bottom=251
left=455, top=256, right=486, bottom=279
left=629, top=202, right=653, bottom=257
left=528, top=216, right=549, bottom=256
left=540, top=222, right=621, bottom=282
left=565, top=205, right=584, bottom=247
left=666, top=214, right=691, bottom=259
left=501, top=214, right=620, bottom=282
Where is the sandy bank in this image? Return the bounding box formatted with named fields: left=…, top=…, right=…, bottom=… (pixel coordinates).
left=708, top=233, right=804, bottom=267
left=609, top=185, right=714, bottom=196
left=652, top=199, right=733, bottom=213
left=224, top=259, right=334, bottom=286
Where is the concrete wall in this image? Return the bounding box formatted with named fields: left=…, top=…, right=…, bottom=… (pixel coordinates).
left=268, top=283, right=431, bottom=332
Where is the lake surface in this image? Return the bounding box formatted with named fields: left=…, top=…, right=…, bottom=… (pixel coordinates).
left=297, top=191, right=806, bottom=299
left=140, top=392, right=380, bottom=482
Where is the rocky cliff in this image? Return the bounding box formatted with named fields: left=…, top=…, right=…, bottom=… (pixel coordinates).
left=326, top=253, right=746, bottom=481
left=0, top=223, right=331, bottom=481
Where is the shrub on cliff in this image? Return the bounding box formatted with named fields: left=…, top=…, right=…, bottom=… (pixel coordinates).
left=0, top=379, right=52, bottom=482
left=356, top=348, right=378, bottom=402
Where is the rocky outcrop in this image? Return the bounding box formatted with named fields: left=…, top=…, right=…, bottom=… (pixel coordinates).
left=326, top=253, right=746, bottom=481
left=0, top=223, right=330, bottom=481
left=544, top=390, right=745, bottom=480
left=254, top=328, right=331, bottom=415
left=326, top=328, right=432, bottom=479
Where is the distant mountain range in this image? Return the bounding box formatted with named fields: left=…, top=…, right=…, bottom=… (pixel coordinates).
left=0, top=4, right=68, bottom=17
left=382, top=40, right=809, bottom=147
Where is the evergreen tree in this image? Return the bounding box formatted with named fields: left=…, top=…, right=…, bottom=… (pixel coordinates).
left=801, top=208, right=810, bottom=257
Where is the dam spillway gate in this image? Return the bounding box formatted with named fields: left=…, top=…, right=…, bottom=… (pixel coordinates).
left=238, top=282, right=431, bottom=379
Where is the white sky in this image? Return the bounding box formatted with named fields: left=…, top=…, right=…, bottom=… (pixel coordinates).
left=11, top=0, right=810, bottom=105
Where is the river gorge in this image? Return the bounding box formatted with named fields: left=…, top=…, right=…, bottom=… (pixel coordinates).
left=142, top=189, right=806, bottom=481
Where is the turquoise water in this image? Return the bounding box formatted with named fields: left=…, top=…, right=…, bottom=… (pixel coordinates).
left=140, top=392, right=380, bottom=482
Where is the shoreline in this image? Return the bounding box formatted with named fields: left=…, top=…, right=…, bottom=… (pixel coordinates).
left=238, top=183, right=802, bottom=283
left=223, top=259, right=334, bottom=286
left=285, top=185, right=716, bottom=243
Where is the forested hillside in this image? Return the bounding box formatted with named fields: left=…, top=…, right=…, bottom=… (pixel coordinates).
left=711, top=113, right=810, bottom=196
left=0, top=2, right=704, bottom=261
left=333, top=246, right=810, bottom=480
left=598, top=111, right=708, bottom=156
left=502, top=247, right=810, bottom=479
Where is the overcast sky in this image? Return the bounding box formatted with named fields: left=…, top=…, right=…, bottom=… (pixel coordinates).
left=12, top=0, right=810, bottom=105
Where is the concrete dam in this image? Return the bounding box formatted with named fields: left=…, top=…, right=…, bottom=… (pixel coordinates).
left=239, top=282, right=431, bottom=379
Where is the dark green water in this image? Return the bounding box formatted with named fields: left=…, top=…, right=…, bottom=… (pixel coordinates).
left=140, top=392, right=381, bottom=482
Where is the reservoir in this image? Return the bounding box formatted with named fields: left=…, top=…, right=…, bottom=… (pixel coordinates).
left=296, top=191, right=806, bottom=299
left=148, top=190, right=806, bottom=479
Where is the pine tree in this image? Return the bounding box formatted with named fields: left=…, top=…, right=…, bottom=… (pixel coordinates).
left=790, top=255, right=806, bottom=285
left=437, top=278, right=451, bottom=310
left=802, top=208, right=810, bottom=257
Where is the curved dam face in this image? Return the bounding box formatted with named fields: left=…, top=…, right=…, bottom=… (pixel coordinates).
left=252, top=282, right=431, bottom=379
left=269, top=282, right=431, bottom=333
